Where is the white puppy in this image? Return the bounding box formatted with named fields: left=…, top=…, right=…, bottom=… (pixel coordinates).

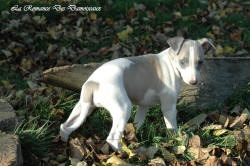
left=60, top=37, right=215, bottom=151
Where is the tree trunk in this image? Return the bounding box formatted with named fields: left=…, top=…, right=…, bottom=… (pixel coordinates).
left=42, top=57, right=250, bottom=109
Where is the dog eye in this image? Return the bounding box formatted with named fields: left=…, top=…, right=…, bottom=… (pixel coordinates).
left=180, top=60, right=185, bottom=65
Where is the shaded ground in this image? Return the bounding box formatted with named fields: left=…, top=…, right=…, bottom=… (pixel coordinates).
left=0, top=0, right=249, bottom=165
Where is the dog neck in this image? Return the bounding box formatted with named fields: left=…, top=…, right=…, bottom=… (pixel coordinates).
left=156, top=48, right=182, bottom=93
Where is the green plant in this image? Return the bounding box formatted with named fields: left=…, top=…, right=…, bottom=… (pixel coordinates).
left=14, top=117, right=55, bottom=158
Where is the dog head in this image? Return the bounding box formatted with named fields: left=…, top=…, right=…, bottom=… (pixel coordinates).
left=167, top=37, right=215, bottom=85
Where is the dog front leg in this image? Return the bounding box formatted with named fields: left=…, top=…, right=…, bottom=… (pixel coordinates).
left=134, top=105, right=148, bottom=129
left=160, top=96, right=177, bottom=131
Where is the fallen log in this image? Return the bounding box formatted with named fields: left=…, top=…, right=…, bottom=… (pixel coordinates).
left=42, top=57, right=250, bottom=109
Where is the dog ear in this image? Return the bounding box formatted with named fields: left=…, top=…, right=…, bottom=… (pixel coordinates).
left=198, top=38, right=216, bottom=54
left=167, top=36, right=184, bottom=55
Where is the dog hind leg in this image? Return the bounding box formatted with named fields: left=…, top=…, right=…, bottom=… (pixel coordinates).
left=60, top=101, right=93, bottom=142
left=105, top=97, right=132, bottom=151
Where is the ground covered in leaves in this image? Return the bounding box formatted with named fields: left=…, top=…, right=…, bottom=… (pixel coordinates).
left=0, top=0, right=249, bottom=165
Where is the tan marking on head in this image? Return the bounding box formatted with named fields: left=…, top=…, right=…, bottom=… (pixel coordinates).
left=82, top=81, right=99, bottom=103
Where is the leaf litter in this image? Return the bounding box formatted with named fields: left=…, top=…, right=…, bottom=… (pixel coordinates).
left=0, top=0, right=249, bottom=165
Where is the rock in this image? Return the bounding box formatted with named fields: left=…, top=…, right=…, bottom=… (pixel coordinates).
left=0, top=99, right=16, bottom=131
left=69, top=138, right=87, bottom=160
left=0, top=132, right=23, bottom=166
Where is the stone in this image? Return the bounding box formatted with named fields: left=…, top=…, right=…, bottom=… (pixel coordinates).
left=0, top=132, right=23, bottom=166
left=0, top=99, right=16, bottom=131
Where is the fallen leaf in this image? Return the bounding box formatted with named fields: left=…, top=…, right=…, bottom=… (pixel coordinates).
left=189, top=135, right=201, bottom=148
left=213, top=129, right=229, bottom=136
left=223, top=46, right=234, bottom=54
left=100, top=143, right=109, bottom=155
left=203, top=156, right=221, bottom=166
left=95, top=153, right=109, bottom=161
left=218, top=114, right=227, bottom=125
left=21, top=58, right=32, bottom=70
left=206, top=32, right=215, bottom=40
left=148, top=157, right=166, bottom=166
left=90, top=13, right=97, bottom=20
left=127, top=8, right=136, bottom=19
left=242, top=108, right=250, bottom=120
left=106, top=18, right=114, bottom=25
left=117, top=26, right=133, bottom=40
left=188, top=147, right=211, bottom=163
left=173, top=145, right=186, bottom=155
left=27, top=80, right=39, bottom=90
left=220, top=154, right=237, bottom=166
left=202, top=124, right=222, bottom=130
left=106, top=155, right=131, bottom=166
left=230, top=112, right=248, bottom=128
left=185, top=113, right=207, bottom=130
left=120, top=139, right=136, bottom=158
left=230, top=31, right=242, bottom=41
left=47, top=44, right=58, bottom=55
left=69, top=138, right=89, bottom=160
left=134, top=3, right=146, bottom=10
left=147, top=11, right=155, bottom=19
left=32, top=15, right=46, bottom=24
left=215, top=45, right=223, bottom=55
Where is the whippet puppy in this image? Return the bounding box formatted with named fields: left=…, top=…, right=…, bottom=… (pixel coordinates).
left=60, top=37, right=215, bottom=151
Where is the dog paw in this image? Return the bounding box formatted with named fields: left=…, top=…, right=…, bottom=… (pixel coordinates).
left=106, top=139, right=122, bottom=152
left=60, top=124, right=69, bottom=142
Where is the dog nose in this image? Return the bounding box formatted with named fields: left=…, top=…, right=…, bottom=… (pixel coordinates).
left=189, top=80, right=197, bottom=85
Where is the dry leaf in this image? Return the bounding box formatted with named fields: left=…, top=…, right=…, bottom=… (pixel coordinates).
left=69, top=138, right=89, bottom=160
left=230, top=31, right=242, bottom=41
left=106, top=18, right=114, bottom=25
left=90, top=13, right=97, bottom=20
left=202, top=124, right=222, bottom=130
left=173, top=146, right=186, bottom=155
left=128, top=8, right=136, bottom=18
left=124, top=123, right=137, bottom=142
left=120, top=139, right=136, bottom=158
left=185, top=113, right=207, bottom=130
left=148, top=157, right=166, bottom=166
left=117, top=26, right=133, bottom=40
left=106, top=155, right=131, bottom=166
left=220, top=154, right=237, bottom=166
left=189, top=135, right=201, bottom=148
left=223, top=46, right=234, bottom=54
left=188, top=147, right=210, bottom=163
left=101, top=143, right=109, bottom=155
left=203, top=156, right=221, bottom=166
left=218, top=114, right=227, bottom=125
left=230, top=112, right=248, bottom=128
left=215, top=45, right=223, bottom=55
left=213, top=129, right=229, bottom=136
left=242, top=108, right=250, bottom=120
